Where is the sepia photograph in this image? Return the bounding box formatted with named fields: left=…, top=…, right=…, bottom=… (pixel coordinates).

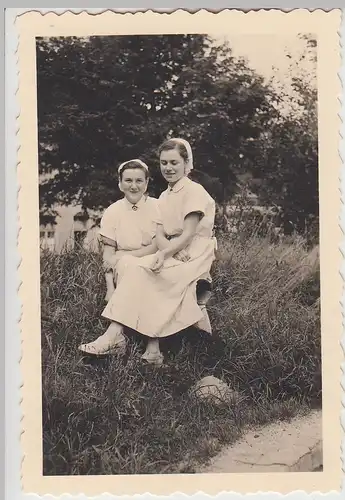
left=16, top=9, right=342, bottom=496
left=37, top=30, right=322, bottom=475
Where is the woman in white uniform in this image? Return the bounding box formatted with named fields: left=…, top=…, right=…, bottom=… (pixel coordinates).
left=94, top=138, right=217, bottom=366
left=78, top=159, right=160, bottom=355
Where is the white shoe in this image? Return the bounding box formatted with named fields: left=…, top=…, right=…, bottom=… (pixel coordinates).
left=78, top=330, right=126, bottom=356
left=141, top=351, right=164, bottom=366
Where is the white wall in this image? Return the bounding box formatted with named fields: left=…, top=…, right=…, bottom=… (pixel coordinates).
left=40, top=204, right=102, bottom=253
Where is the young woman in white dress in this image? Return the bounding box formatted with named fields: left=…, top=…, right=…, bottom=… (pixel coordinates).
left=84, top=138, right=217, bottom=366
left=78, top=159, right=160, bottom=355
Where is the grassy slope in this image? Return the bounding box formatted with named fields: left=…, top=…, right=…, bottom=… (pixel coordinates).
left=40, top=234, right=321, bottom=475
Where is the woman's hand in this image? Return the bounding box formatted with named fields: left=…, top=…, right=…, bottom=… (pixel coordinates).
left=173, top=249, right=190, bottom=262
left=150, top=250, right=165, bottom=273
left=157, top=213, right=200, bottom=260
left=155, top=224, right=170, bottom=251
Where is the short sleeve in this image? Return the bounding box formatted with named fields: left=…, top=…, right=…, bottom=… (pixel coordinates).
left=99, top=204, right=118, bottom=242
left=182, top=184, right=207, bottom=220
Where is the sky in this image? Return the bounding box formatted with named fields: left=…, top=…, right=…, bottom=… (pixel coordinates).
left=210, top=33, right=317, bottom=91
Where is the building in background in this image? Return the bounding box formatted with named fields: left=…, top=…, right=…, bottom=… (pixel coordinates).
left=39, top=178, right=278, bottom=252
left=40, top=203, right=101, bottom=253
left=39, top=160, right=102, bottom=252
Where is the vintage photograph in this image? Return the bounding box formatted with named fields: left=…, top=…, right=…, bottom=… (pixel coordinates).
left=37, top=31, right=322, bottom=475
left=16, top=9, right=342, bottom=496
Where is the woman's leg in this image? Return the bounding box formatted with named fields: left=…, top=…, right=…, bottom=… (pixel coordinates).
left=78, top=321, right=126, bottom=355
left=196, top=304, right=212, bottom=333
left=105, top=270, right=116, bottom=302
left=141, top=338, right=164, bottom=366
left=195, top=279, right=213, bottom=334
left=103, top=244, right=117, bottom=302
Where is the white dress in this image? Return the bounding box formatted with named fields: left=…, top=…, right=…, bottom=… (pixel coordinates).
left=99, top=195, right=161, bottom=279
left=102, top=177, right=217, bottom=338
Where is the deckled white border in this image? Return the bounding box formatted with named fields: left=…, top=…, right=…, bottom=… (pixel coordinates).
left=5, top=5, right=345, bottom=500
left=5, top=7, right=22, bottom=500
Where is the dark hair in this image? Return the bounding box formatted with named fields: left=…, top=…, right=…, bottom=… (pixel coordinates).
left=118, top=160, right=149, bottom=180
left=158, top=139, right=189, bottom=163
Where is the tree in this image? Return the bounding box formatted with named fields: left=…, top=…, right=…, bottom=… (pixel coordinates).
left=37, top=35, right=277, bottom=223
left=154, top=42, right=279, bottom=207
left=249, top=35, right=318, bottom=234
left=37, top=35, right=210, bottom=218
left=37, top=34, right=318, bottom=237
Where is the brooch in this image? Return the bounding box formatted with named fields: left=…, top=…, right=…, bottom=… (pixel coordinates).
left=132, top=205, right=138, bottom=211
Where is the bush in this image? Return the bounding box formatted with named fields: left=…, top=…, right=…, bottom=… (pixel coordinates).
left=40, top=234, right=321, bottom=475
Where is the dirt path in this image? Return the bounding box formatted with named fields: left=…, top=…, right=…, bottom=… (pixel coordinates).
left=198, top=410, right=322, bottom=473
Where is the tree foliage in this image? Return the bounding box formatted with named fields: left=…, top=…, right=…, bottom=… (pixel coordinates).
left=37, top=34, right=318, bottom=234
left=248, top=35, right=318, bottom=234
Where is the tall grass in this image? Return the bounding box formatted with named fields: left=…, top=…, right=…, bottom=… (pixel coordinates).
left=40, top=233, right=321, bottom=475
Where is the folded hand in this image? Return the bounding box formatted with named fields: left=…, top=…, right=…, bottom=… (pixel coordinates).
left=173, top=249, right=190, bottom=262
left=150, top=251, right=165, bottom=273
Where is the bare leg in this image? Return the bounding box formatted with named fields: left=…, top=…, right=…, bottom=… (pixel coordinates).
left=78, top=321, right=126, bottom=356
left=196, top=305, right=212, bottom=334
left=141, top=338, right=164, bottom=366
left=195, top=288, right=212, bottom=334
left=103, top=243, right=116, bottom=302
left=105, top=270, right=115, bottom=302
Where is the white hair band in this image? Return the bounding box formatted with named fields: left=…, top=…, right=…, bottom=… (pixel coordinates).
left=118, top=159, right=149, bottom=174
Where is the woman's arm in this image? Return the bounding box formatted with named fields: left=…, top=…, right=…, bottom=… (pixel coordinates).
left=162, top=213, right=200, bottom=259
left=101, top=235, right=116, bottom=246
left=100, top=235, right=117, bottom=271
left=128, top=239, right=158, bottom=257
left=151, top=213, right=200, bottom=272
left=155, top=224, right=170, bottom=251
left=102, top=234, right=157, bottom=263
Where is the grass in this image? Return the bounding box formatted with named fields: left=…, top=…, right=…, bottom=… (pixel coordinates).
left=40, top=232, right=321, bottom=475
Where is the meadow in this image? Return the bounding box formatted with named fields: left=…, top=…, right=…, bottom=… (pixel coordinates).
left=40, top=230, right=321, bottom=475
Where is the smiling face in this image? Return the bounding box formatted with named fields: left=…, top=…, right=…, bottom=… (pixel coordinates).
left=119, top=168, right=148, bottom=204
left=159, top=147, right=186, bottom=186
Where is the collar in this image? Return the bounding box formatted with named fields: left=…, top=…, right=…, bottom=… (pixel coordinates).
left=168, top=176, right=190, bottom=193
left=123, top=194, right=147, bottom=210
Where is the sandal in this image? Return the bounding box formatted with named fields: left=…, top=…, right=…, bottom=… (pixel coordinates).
left=78, top=338, right=126, bottom=356
left=141, top=351, right=164, bottom=367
